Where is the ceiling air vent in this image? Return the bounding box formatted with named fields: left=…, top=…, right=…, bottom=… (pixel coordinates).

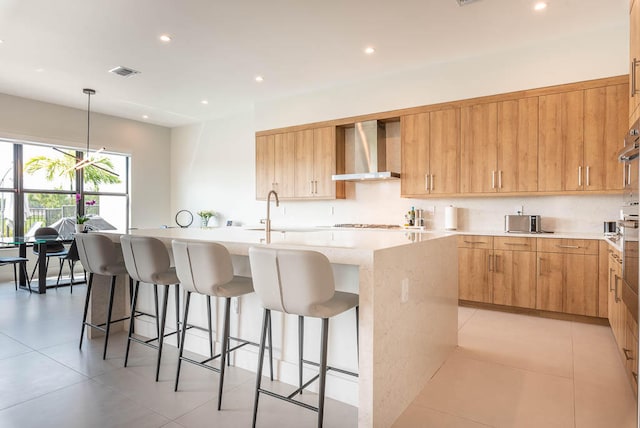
left=108, top=66, right=141, bottom=78
left=456, top=0, right=480, bottom=5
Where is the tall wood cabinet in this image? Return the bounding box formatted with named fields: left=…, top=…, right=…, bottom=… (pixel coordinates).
left=401, top=109, right=460, bottom=196
left=255, top=126, right=344, bottom=200
left=631, top=0, right=640, bottom=126
left=460, top=98, right=538, bottom=193
left=538, top=85, right=628, bottom=193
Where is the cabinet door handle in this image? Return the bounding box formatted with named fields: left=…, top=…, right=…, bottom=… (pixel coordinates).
left=504, top=242, right=529, bottom=246
left=623, top=348, right=634, bottom=361
left=538, top=257, right=543, bottom=276
left=430, top=174, right=434, bottom=191
left=491, top=170, right=496, bottom=189
left=609, top=267, right=615, bottom=292
left=425, top=174, right=429, bottom=191
left=633, top=372, right=638, bottom=383
left=464, top=240, right=488, bottom=244
left=623, top=164, right=628, bottom=187
left=628, top=164, right=632, bottom=187
left=499, top=170, right=503, bottom=189
left=614, top=275, right=621, bottom=303
left=578, top=166, right=582, bottom=187
left=632, top=58, right=640, bottom=97
left=314, top=180, right=318, bottom=194
left=556, top=245, right=580, bottom=249
left=586, top=166, right=590, bottom=187
left=488, top=254, right=493, bottom=272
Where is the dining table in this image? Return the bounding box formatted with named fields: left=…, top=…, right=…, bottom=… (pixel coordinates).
left=2, top=235, right=74, bottom=294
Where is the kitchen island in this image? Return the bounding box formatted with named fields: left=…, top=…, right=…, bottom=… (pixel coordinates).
left=92, top=227, right=458, bottom=427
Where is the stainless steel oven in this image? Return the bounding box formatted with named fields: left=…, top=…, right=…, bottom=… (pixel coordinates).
left=618, top=119, right=640, bottom=322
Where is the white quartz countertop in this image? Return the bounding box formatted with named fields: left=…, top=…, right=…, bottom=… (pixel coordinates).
left=101, top=227, right=453, bottom=264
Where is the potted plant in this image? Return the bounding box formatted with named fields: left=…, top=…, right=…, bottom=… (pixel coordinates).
left=76, top=214, right=89, bottom=233
left=196, top=210, right=216, bottom=228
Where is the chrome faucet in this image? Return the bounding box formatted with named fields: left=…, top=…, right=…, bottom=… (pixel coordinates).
left=261, top=190, right=279, bottom=244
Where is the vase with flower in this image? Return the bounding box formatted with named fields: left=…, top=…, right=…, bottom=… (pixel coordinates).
left=197, top=210, right=216, bottom=228
left=76, top=214, right=89, bottom=233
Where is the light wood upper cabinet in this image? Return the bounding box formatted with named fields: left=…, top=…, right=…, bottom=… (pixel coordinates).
left=461, top=103, right=497, bottom=193
left=274, top=132, right=296, bottom=198
left=584, top=84, right=628, bottom=191
left=401, top=109, right=459, bottom=196
left=631, top=0, right=640, bottom=125
left=538, top=90, right=584, bottom=192
left=255, top=135, right=275, bottom=200
left=461, top=98, right=539, bottom=194
left=497, top=97, right=539, bottom=192
left=256, top=126, right=344, bottom=201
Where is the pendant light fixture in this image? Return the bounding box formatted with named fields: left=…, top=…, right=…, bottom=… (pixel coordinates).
left=54, top=88, right=119, bottom=177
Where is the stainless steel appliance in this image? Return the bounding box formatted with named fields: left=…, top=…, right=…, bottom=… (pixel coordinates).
left=504, top=215, right=541, bottom=233
left=618, top=118, right=640, bottom=323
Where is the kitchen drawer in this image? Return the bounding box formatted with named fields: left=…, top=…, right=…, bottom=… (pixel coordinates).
left=537, top=238, right=598, bottom=255
left=494, top=236, right=536, bottom=251
left=458, top=235, right=493, bottom=249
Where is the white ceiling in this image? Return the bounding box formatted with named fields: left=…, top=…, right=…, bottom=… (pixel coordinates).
left=0, top=0, right=628, bottom=128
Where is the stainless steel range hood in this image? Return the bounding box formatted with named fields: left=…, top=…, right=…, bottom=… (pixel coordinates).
left=331, top=120, right=400, bottom=181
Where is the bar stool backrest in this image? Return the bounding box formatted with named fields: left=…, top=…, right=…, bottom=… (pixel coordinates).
left=120, top=235, right=171, bottom=284
left=248, top=247, right=335, bottom=317
left=75, top=233, right=122, bottom=276
left=171, top=240, right=234, bottom=295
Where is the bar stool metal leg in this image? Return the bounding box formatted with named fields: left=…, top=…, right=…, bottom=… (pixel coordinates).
left=355, top=306, right=359, bottom=362
left=174, top=285, right=181, bottom=348
left=298, top=315, right=304, bottom=393
left=268, top=313, right=274, bottom=381
left=124, top=281, right=140, bottom=367
left=217, top=297, right=231, bottom=410
left=102, top=275, right=117, bottom=360
left=79, top=273, right=94, bottom=349
left=155, top=284, right=169, bottom=381
left=207, top=296, right=214, bottom=358
left=153, top=284, right=160, bottom=340
left=317, top=318, right=329, bottom=428
left=252, top=308, right=270, bottom=428
left=174, top=291, right=192, bottom=392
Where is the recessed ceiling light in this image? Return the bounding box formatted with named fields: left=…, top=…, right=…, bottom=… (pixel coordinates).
left=255, top=75, right=264, bottom=83
left=364, top=47, right=376, bottom=55
left=35, top=68, right=44, bottom=73
left=159, top=34, right=172, bottom=43
left=0, top=39, right=4, bottom=44
left=534, top=2, right=547, bottom=11
left=142, top=115, right=149, bottom=119
left=201, top=100, right=209, bottom=105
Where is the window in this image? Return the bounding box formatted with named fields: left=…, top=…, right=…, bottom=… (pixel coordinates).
left=0, top=140, right=129, bottom=239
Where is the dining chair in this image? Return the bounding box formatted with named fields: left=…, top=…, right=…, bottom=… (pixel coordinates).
left=30, top=227, right=67, bottom=285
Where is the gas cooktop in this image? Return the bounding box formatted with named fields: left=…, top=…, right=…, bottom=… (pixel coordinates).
left=332, top=224, right=402, bottom=229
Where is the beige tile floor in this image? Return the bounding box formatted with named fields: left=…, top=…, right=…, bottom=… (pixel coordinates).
left=394, top=306, right=639, bottom=428
left=0, top=280, right=637, bottom=428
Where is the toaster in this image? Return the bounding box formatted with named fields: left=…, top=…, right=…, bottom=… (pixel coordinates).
left=505, top=215, right=541, bottom=233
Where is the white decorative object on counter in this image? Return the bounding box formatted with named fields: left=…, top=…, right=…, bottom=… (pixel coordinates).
left=445, top=205, right=457, bottom=230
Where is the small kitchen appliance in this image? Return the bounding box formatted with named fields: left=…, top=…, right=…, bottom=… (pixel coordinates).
left=504, top=215, right=541, bottom=233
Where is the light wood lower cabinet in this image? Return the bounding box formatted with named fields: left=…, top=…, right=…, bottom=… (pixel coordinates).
left=458, top=236, right=536, bottom=309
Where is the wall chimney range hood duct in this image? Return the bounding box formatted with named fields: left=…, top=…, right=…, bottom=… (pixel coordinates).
left=332, top=120, right=400, bottom=181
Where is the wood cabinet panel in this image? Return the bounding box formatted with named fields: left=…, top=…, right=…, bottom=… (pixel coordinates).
left=312, top=126, right=338, bottom=198
left=536, top=253, right=564, bottom=312
left=256, top=135, right=275, bottom=200
left=497, top=98, right=539, bottom=192
left=429, top=109, right=460, bottom=194
left=598, top=241, right=610, bottom=319
left=458, top=235, right=493, bottom=250
left=538, top=91, right=584, bottom=192
left=631, top=0, right=640, bottom=124
left=565, top=254, right=598, bottom=316
left=494, top=236, right=536, bottom=251
left=493, top=250, right=536, bottom=309
left=275, top=132, right=296, bottom=198
left=293, top=129, right=314, bottom=197
left=461, top=103, right=497, bottom=193
left=401, top=113, right=430, bottom=196
left=459, top=247, right=492, bottom=303
left=537, top=238, right=598, bottom=255
left=584, top=84, right=628, bottom=191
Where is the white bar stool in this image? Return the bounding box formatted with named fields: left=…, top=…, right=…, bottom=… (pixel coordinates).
left=75, top=233, right=130, bottom=360
left=120, top=235, right=182, bottom=381
left=248, top=246, right=359, bottom=428
left=172, top=240, right=273, bottom=411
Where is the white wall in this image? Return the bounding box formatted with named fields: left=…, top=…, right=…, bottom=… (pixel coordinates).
left=170, top=24, right=628, bottom=234
left=0, top=92, right=172, bottom=229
